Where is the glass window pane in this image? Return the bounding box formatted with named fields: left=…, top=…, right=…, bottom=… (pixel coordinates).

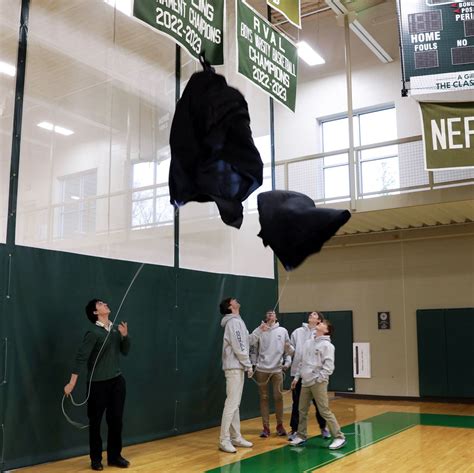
left=324, top=153, right=348, bottom=167
left=324, top=165, right=349, bottom=199
left=361, top=157, right=400, bottom=194
left=360, top=144, right=398, bottom=161
left=359, top=108, right=397, bottom=146
left=132, top=199, right=154, bottom=227
left=254, top=135, right=271, bottom=165
left=322, top=118, right=349, bottom=152
left=155, top=195, right=174, bottom=224
left=155, top=156, right=170, bottom=184
left=132, top=162, right=154, bottom=188
left=322, top=117, right=359, bottom=152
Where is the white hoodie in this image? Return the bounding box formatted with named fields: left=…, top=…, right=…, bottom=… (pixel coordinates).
left=250, top=322, right=292, bottom=373
left=294, top=335, right=335, bottom=387
left=220, top=314, right=253, bottom=371
left=290, top=323, right=317, bottom=377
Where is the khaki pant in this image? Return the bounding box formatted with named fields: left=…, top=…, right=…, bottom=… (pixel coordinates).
left=297, top=380, right=344, bottom=440
left=220, top=369, right=245, bottom=442
left=254, top=370, right=284, bottom=426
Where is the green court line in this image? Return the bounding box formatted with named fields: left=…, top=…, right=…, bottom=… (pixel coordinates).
left=206, top=412, right=474, bottom=473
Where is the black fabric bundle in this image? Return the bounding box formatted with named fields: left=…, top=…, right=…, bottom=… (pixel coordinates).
left=257, top=190, right=351, bottom=270
left=169, top=56, right=263, bottom=229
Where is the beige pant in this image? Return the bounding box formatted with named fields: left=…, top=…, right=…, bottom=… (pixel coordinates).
left=297, top=380, right=344, bottom=440
left=220, top=369, right=245, bottom=442
left=254, top=370, right=284, bottom=426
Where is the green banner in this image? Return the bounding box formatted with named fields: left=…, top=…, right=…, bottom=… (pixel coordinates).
left=133, top=0, right=224, bottom=65
left=237, top=0, right=298, bottom=112
left=267, top=0, right=301, bottom=29
left=420, top=102, right=474, bottom=170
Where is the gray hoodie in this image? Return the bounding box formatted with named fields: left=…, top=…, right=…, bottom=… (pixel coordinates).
left=250, top=322, right=292, bottom=373
left=290, top=323, right=316, bottom=377
left=221, top=314, right=253, bottom=371
left=294, top=335, right=335, bottom=387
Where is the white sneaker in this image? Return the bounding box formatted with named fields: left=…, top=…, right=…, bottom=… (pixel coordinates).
left=289, top=436, right=307, bottom=446
left=329, top=437, right=346, bottom=450
left=232, top=437, right=253, bottom=448
left=219, top=440, right=237, bottom=453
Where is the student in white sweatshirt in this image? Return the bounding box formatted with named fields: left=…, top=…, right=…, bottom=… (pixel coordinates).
left=219, top=297, right=255, bottom=454
left=251, top=310, right=293, bottom=438
left=289, top=319, right=346, bottom=450
left=288, top=312, right=329, bottom=440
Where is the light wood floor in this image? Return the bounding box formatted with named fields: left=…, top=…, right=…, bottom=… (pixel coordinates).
left=14, top=396, right=474, bottom=473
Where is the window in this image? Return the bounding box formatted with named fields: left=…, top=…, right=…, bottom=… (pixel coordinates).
left=131, top=152, right=174, bottom=228
left=247, top=135, right=272, bottom=211
left=57, top=170, right=97, bottom=238
left=320, top=106, right=399, bottom=199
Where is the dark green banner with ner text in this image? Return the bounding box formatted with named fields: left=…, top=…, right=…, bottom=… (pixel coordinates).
left=237, top=0, right=298, bottom=112
left=133, top=0, right=224, bottom=65
left=420, top=102, right=474, bottom=170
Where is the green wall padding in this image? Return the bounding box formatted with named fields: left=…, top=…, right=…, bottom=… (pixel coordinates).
left=0, top=246, right=276, bottom=469
left=417, top=308, right=474, bottom=398
left=417, top=309, right=448, bottom=397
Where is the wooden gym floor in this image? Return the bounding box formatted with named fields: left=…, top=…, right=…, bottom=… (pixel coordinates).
left=13, top=396, right=474, bottom=473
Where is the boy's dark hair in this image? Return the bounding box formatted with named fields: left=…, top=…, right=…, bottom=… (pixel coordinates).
left=309, top=311, right=325, bottom=322
left=219, top=297, right=233, bottom=315
left=85, top=299, right=100, bottom=324
left=324, top=320, right=333, bottom=336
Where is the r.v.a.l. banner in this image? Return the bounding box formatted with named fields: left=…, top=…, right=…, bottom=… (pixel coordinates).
left=419, top=101, right=474, bottom=170
left=267, top=0, right=301, bottom=29
left=133, top=0, right=224, bottom=65
left=237, top=0, right=298, bottom=112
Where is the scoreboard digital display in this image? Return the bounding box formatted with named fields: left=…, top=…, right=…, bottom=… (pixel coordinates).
left=397, top=0, right=474, bottom=94
left=408, top=10, right=443, bottom=34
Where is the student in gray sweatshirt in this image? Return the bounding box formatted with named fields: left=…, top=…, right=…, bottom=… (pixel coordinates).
left=219, top=297, right=255, bottom=454
left=251, top=310, right=293, bottom=438
left=288, top=312, right=328, bottom=440
left=289, top=319, right=346, bottom=450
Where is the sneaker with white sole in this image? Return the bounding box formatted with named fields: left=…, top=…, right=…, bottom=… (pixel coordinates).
left=232, top=437, right=253, bottom=448
left=289, top=436, right=307, bottom=446
left=287, top=431, right=297, bottom=442
left=328, top=437, right=346, bottom=450
left=321, top=427, right=331, bottom=439
left=219, top=440, right=237, bottom=453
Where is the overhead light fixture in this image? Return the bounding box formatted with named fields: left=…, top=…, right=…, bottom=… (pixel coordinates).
left=297, top=41, right=326, bottom=66
left=70, top=195, right=81, bottom=200
left=325, top=0, right=393, bottom=63
left=0, top=61, right=16, bottom=77
left=103, top=0, right=132, bottom=16
left=37, top=121, right=74, bottom=136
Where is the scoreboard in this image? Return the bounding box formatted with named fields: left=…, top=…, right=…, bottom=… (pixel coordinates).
left=397, top=0, right=474, bottom=94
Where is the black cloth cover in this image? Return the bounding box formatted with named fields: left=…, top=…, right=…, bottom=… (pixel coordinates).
left=169, top=59, right=263, bottom=229
left=257, top=190, right=351, bottom=270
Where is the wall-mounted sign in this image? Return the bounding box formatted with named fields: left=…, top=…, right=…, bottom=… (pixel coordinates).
left=237, top=0, right=298, bottom=112
left=267, top=0, right=301, bottom=29
left=353, top=342, right=371, bottom=378
left=377, top=311, right=391, bottom=330
left=420, top=101, right=474, bottom=170
left=397, top=0, right=474, bottom=94
left=133, top=0, right=224, bottom=65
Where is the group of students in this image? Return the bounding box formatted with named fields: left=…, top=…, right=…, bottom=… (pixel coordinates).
left=63, top=296, right=346, bottom=472
left=219, top=297, right=346, bottom=453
